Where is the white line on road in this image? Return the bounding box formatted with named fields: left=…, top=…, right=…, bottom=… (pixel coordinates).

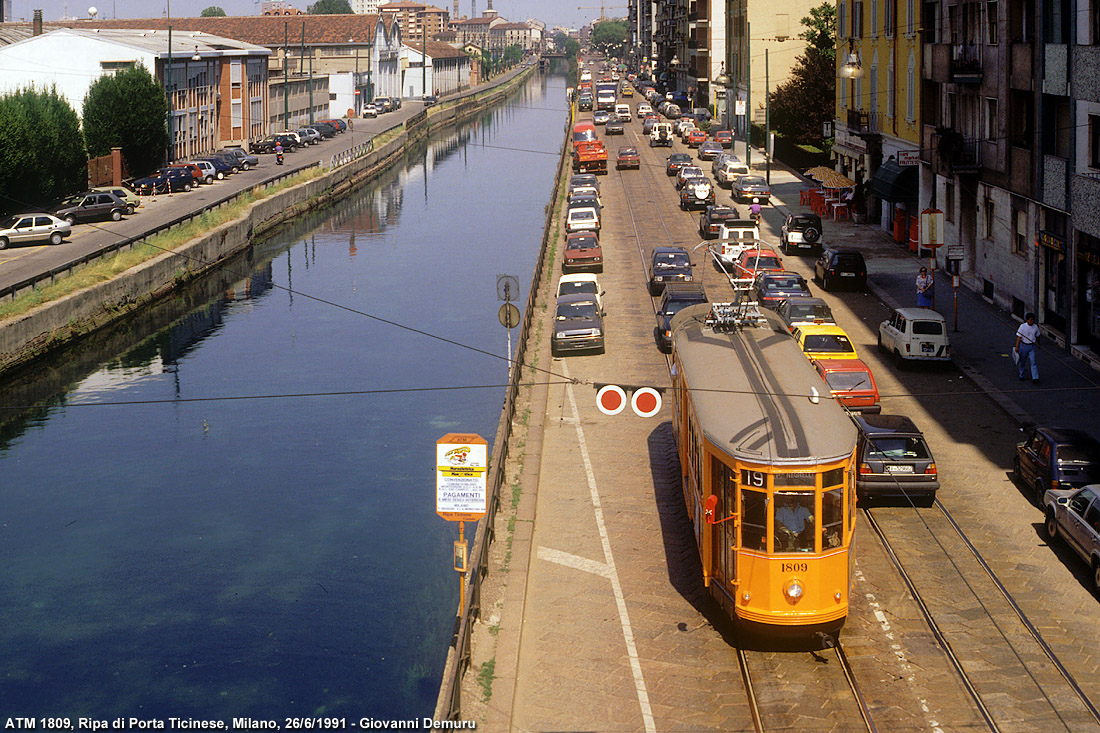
left=560, top=360, right=656, bottom=733
left=537, top=546, right=610, bottom=577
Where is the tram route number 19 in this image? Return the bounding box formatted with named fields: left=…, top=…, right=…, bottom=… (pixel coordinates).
left=741, top=469, right=765, bottom=487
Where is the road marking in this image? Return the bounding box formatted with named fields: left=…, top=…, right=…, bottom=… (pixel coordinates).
left=537, top=546, right=610, bottom=577
left=560, top=360, right=656, bottom=733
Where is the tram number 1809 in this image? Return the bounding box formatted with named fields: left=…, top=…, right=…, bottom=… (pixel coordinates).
left=780, top=562, right=809, bottom=572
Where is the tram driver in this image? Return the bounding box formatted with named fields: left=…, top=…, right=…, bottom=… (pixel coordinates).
left=775, top=493, right=815, bottom=552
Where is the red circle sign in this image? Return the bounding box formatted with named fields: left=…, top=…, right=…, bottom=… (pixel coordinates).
left=632, top=387, right=662, bottom=418
left=596, top=385, right=627, bottom=415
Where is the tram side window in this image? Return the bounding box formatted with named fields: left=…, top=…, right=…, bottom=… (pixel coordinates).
left=775, top=492, right=815, bottom=553
left=741, top=489, right=767, bottom=550
left=822, top=488, right=843, bottom=548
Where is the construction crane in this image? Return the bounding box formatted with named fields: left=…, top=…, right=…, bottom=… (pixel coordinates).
left=577, top=3, right=626, bottom=22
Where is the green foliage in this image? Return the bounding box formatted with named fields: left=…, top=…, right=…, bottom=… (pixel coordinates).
left=589, top=19, right=629, bottom=58
left=564, top=39, right=580, bottom=59
left=502, top=44, right=522, bottom=66
left=200, top=6, right=227, bottom=16
left=0, top=86, right=86, bottom=217
left=800, top=3, right=837, bottom=64
left=768, top=5, right=837, bottom=146
left=553, top=31, right=569, bottom=52
left=308, top=0, right=352, bottom=13
left=83, top=64, right=168, bottom=177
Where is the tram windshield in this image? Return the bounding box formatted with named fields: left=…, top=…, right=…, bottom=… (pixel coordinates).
left=775, top=492, right=815, bottom=553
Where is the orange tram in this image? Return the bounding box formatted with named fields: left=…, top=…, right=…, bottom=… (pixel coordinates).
left=669, top=302, right=859, bottom=636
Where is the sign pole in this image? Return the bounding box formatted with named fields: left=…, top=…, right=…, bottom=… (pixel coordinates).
left=436, top=433, right=487, bottom=618
left=458, top=520, right=466, bottom=614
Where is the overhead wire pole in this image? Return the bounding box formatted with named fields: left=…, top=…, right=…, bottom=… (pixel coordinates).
left=283, top=21, right=289, bottom=130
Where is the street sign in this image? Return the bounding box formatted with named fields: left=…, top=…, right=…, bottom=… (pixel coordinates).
left=435, top=433, right=488, bottom=522
left=735, top=99, right=746, bottom=116
left=946, top=244, right=965, bottom=260
left=897, top=149, right=920, bottom=166
left=920, top=209, right=945, bottom=248
left=498, top=302, right=520, bottom=329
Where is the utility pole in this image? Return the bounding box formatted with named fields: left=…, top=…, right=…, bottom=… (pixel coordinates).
left=765, top=47, right=770, bottom=183
left=283, top=21, right=289, bottom=130
left=422, top=11, right=427, bottom=98
left=745, top=21, right=751, bottom=169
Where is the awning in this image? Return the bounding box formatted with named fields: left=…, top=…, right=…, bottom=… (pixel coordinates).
left=869, top=158, right=918, bottom=202
left=830, top=141, right=866, bottom=160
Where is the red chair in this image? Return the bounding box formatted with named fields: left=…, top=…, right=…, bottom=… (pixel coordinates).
left=832, top=203, right=850, bottom=222
left=800, top=189, right=813, bottom=206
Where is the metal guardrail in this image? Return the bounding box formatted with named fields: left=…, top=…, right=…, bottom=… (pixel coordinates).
left=0, top=137, right=384, bottom=304
left=433, top=98, right=572, bottom=723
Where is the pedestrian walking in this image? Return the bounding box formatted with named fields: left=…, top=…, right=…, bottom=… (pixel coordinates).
left=916, top=267, right=934, bottom=307
left=1014, top=312, right=1040, bottom=384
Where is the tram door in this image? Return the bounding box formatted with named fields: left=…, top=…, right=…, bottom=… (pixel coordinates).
left=711, top=458, right=738, bottom=588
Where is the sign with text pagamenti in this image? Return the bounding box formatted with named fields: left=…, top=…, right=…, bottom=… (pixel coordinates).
left=436, top=433, right=488, bottom=522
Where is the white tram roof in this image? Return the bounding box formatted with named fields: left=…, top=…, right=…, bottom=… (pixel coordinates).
left=670, top=303, right=857, bottom=466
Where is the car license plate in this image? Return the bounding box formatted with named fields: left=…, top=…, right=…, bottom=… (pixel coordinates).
left=921, top=342, right=934, bottom=352
left=884, top=465, right=914, bottom=473
left=841, top=272, right=855, bottom=277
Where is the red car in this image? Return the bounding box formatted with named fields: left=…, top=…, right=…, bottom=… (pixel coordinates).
left=616, top=146, right=640, bottom=169
left=714, top=130, right=733, bottom=148
left=734, top=247, right=784, bottom=281
left=814, top=358, right=881, bottom=413
left=563, top=232, right=604, bottom=273
left=165, top=162, right=204, bottom=184
left=686, top=129, right=707, bottom=148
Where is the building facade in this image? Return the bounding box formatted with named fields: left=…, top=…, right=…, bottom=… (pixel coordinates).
left=379, top=2, right=449, bottom=40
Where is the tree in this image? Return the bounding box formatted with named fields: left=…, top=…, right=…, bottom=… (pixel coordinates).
left=564, top=39, right=580, bottom=59
left=502, top=44, right=522, bottom=67
left=553, top=32, right=568, bottom=52
left=589, top=19, right=629, bottom=58
left=0, top=87, right=86, bottom=216
left=200, top=6, right=227, bottom=16
left=767, top=3, right=836, bottom=145
left=83, top=64, right=168, bottom=177
left=308, top=0, right=353, bottom=13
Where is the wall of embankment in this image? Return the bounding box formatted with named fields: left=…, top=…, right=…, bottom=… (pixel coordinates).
left=0, top=65, right=536, bottom=377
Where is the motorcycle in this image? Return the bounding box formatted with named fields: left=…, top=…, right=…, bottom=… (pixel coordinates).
left=275, top=150, right=284, bottom=165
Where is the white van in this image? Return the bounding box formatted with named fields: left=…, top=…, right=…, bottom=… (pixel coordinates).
left=614, top=104, right=632, bottom=122
left=715, top=159, right=751, bottom=186
left=650, top=122, right=674, bottom=147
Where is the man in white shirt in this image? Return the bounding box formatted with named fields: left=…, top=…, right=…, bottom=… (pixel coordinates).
left=1015, top=312, right=1040, bottom=384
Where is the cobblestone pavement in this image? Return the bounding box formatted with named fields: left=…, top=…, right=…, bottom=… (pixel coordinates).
left=475, top=115, right=1100, bottom=732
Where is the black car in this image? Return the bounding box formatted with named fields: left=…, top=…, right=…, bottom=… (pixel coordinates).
left=1015, top=427, right=1100, bottom=505
left=698, top=205, right=740, bottom=239
left=665, top=153, right=691, bottom=176
left=552, top=293, right=605, bottom=356
left=202, top=151, right=242, bottom=173
left=570, top=173, right=599, bottom=191
left=752, top=271, right=812, bottom=309
left=655, top=282, right=707, bottom=351
left=780, top=213, right=824, bottom=255
left=194, top=156, right=236, bottom=179
left=250, top=136, right=281, bottom=154
left=53, top=191, right=129, bottom=224
left=566, top=194, right=601, bottom=214
left=578, top=96, right=593, bottom=111
left=679, top=177, right=715, bottom=210
left=814, top=248, right=867, bottom=290
left=311, top=122, right=337, bottom=138
left=132, top=167, right=194, bottom=194
left=649, top=245, right=693, bottom=295
left=774, top=296, right=836, bottom=332
left=854, top=414, right=940, bottom=506
left=423, top=95, right=439, bottom=107
left=605, top=120, right=625, bottom=135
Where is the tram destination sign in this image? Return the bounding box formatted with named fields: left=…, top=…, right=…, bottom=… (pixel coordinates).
left=435, top=433, right=488, bottom=522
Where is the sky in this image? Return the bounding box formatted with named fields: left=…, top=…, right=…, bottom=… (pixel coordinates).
left=6, top=0, right=600, bottom=29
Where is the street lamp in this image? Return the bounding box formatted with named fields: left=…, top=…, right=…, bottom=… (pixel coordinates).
left=350, top=37, right=359, bottom=117
left=713, top=64, right=730, bottom=130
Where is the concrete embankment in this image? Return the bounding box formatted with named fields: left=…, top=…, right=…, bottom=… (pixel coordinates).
left=0, top=66, right=535, bottom=376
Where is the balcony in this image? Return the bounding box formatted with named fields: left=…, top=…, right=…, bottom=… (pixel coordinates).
left=935, top=130, right=982, bottom=172
left=950, top=49, right=983, bottom=83
left=846, top=108, right=878, bottom=135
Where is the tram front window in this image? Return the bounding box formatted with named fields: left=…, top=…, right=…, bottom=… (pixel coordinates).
left=775, top=492, right=815, bottom=553
left=742, top=489, right=767, bottom=550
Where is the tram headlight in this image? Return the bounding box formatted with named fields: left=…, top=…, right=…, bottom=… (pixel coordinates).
left=783, top=579, right=804, bottom=604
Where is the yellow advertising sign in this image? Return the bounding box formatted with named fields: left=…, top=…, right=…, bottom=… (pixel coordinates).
left=435, top=433, right=488, bottom=522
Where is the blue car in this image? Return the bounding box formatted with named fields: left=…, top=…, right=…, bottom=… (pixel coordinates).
left=132, top=168, right=193, bottom=194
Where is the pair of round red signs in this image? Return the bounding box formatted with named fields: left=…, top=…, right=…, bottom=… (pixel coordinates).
left=596, top=385, right=662, bottom=418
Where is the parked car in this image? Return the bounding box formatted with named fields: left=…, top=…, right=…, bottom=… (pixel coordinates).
left=0, top=213, right=70, bottom=248
left=568, top=184, right=602, bottom=203
left=90, top=186, right=140, bottom=212
left=296, top=128, right=322, bottom=145
left=566, top=207, right=601, bottom=234
left=207, top=150, right=245, bottom=172
left=655, top=282, right=707, bottom=351
left=752, top=270, right=812, bottom=309
left=563, top=232, right=603, bottom=273
left=362, top=103, right=380, bottom=117
left=853, top=414, right=939, bottom=506
left=165, top=163, right=205, bottom=186
left=552, top=293, right=606, bottom=356
left=557, top=273, right=605, bottom=312
left=877, top=307, right=952, bottom=365
left=780, top=213, right=824, bottom=255
left=1042, top=484, right=1100, bottom=593
left=54, top=191, right=130, bottom=223
left=814, top=247, right=867, bottom=290
left=1015, top=427, right=1100, bottom=505
left=250, top=135, right=280, bottom=154
left=422, top=95, right=439, bottom=107
left=731, top=175, right=771, bottom=203
left=566, top=194, right=602, bottom=215
left=649, top=246, right=694, bottom=295
left=636, top=102, right=653, bottom=118
left=679, top=178, right=715, bottom=210
left=697, top=141, right=723, bottom=160
left=193, top=156, right=235, bottom=180
left=374, top=96, right=393, bottom=112
left=186, top=160, right=218, bottom=185
left=815, top=358, right=881, bottom=413
left=311, top=121, right=337, bottom=138
left=775, top=296, right=836, bottom=332
left=663, top=103, right=682, bottom=119
left=132, top=167, right=194, bottom=194
left=793, top=323, right=859, bottom=363
left=616, top=146, right=640, bottom=170
left=714, top=129, right=733, bottom=148
left=605, top=120, right=625, bottom=135
left=666, top=153, right=692, bottom=176
left=698, top=205, right=740, bottom=239
left=570, top=173, right=599, bottom=191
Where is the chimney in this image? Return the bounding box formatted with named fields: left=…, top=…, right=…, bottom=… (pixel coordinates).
left=33, top=9, right=43, bottom=36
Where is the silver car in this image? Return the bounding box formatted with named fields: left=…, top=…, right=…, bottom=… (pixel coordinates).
left=217, top=147, right=260, bottom=170
left=296, top=128, right=322, bottom=145
left=0, top=213, right=71, bottom=249
left=1044, top=484, right=1100, bottom=593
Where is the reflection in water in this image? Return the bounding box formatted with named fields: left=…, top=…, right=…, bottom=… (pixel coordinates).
left=0, top=70, right=571, bottom=720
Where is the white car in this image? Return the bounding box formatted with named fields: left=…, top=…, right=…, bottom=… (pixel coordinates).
left=637, top=103, right=653, bottom=118
left=650, top=122, right=674, bottom=147
left=676, top=118, right=696, bottom=136
left=0, top=213, right=71, bottom=249
left=614, top=104, right=632, bottom=122
left=557, top=273, right=605, bottom=312
left=362, top=104, right=379, bottom=117
left=565, top=207, right=601, bottom=234
left=187, top=160, right=218, bottom=185
left=714, top=159, right=751, bottom=186
left=878, top=307, right=952, bottom=363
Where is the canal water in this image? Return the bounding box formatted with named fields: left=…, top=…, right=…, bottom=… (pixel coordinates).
left=0, top=69, right=569, bottom=721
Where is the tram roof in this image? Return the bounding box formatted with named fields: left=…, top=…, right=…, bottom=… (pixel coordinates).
left=670, top=304, right=857, bottom=466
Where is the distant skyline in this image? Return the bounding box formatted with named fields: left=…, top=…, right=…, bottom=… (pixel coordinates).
left=5, top=0, right=608, bottom=29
